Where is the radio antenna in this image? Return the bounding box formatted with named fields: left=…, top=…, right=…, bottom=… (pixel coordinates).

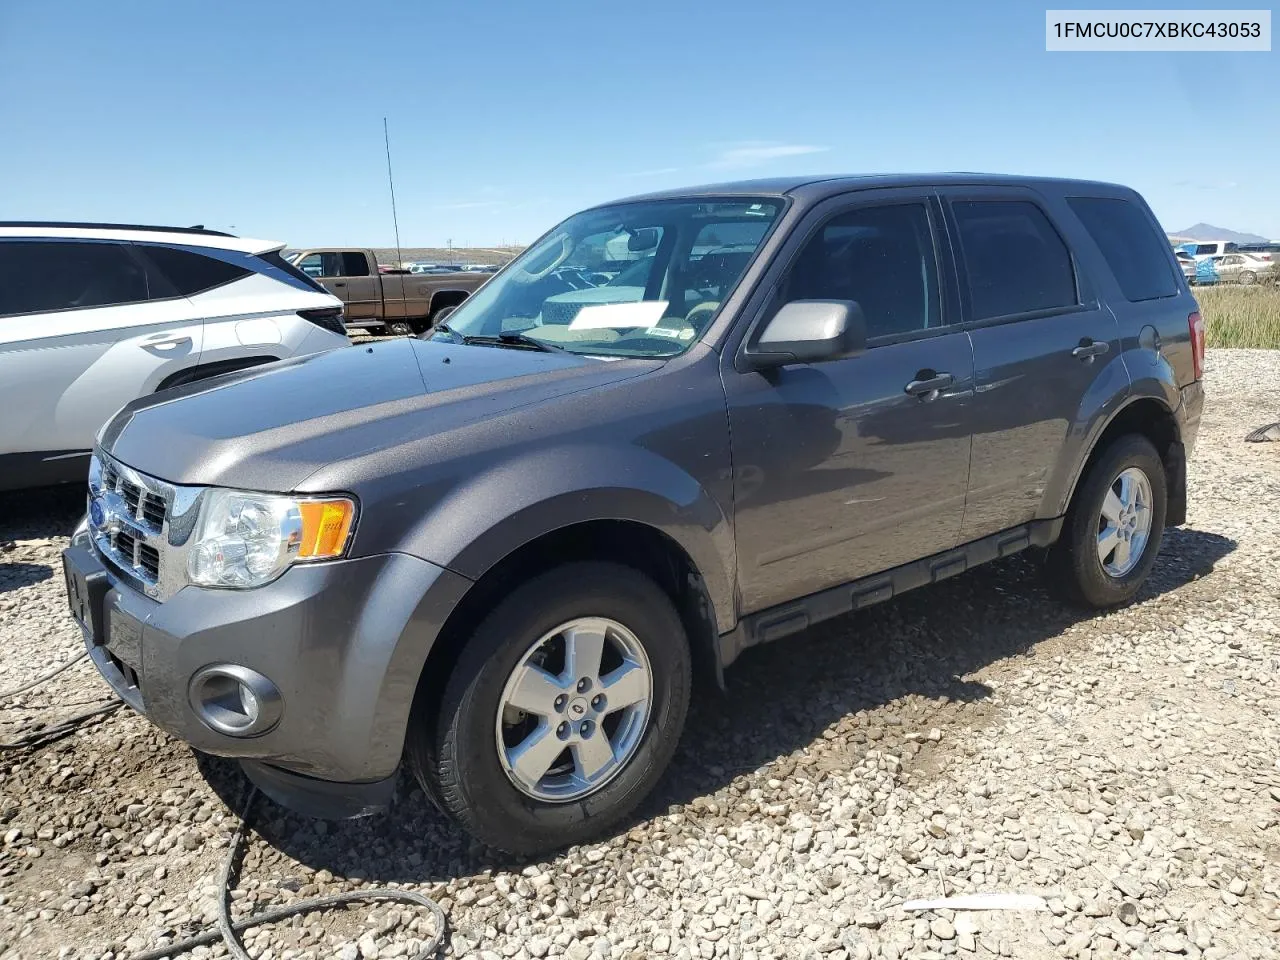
left=383, top=117, right=403, bottom=270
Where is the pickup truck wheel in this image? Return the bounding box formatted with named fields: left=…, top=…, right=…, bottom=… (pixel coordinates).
left=1046, top=434, right=1167, bottom=609
left=410, top=562, right=691, bottom=855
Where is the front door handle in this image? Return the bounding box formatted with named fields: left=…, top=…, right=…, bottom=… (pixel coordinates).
left=905, top=371, right=954, bottom=399
left=1072, top=339, right=1110, bottom=361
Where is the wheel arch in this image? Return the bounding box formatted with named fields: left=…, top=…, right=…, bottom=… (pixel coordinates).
left=154, top=355, right=281, bottom=392
left=1060, top=393, right=1186, bottom=528
left=408, top=518, right=725, bottom=770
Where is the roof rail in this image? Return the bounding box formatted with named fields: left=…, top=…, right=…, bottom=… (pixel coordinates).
left=0, top=221, right=236, bottom=237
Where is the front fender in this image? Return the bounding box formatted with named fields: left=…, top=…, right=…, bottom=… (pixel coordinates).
left=396, top=443, right=736, bottom=634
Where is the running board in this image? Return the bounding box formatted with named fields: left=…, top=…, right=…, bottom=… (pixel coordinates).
left=718, top=518, right=1063, bottom=667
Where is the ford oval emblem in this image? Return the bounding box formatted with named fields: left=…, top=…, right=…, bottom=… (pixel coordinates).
left=89, top=498, right=105, bottom=528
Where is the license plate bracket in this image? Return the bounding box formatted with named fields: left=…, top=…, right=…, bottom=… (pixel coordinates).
left=63, top=547, right=108, bottom=644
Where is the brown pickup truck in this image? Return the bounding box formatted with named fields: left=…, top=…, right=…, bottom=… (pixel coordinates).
left=287, top=249, right=487, bottom=335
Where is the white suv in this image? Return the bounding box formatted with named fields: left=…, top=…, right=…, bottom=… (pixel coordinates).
left=0, top=222, right=351, bottom=491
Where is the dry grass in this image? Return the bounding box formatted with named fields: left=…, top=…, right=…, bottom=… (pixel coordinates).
left=1195, top=284, right=1280, bottom=349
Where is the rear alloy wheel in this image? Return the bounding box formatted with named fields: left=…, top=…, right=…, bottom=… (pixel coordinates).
left=1047, top=434, right=1167, bottom=608
left=1096, top=467, right=1154, bottom=578
left=1239, top=270, right=1257, bottom=286
left=410, top=562, right=691, bottom=855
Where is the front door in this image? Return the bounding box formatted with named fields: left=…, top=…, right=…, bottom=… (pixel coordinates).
left=723, top=195, right=975, bottom=614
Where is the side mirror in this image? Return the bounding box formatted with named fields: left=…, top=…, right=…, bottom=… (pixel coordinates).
left=744, top=300, right=867, bottom=370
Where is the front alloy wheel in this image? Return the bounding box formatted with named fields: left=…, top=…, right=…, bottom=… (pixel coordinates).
left=410, top=562, right=691, bottom=855
left=496, top=617, right=652, bottom=802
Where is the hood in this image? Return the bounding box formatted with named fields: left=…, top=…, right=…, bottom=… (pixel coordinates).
left=102, top=338, right=657, bottom=492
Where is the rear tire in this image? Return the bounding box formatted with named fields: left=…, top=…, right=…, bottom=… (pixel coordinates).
left=1239, top=270, right=1257, bottom=286
left=1046, top=434, right=1167, bottom=609
left=408, top=562, right=691, bottom=855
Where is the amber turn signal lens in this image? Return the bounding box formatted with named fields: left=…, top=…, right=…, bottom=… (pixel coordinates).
left=296, top=498, right=356, bottom=559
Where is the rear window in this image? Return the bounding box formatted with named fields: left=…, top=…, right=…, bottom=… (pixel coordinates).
left=141, top=246, right=252, bottom=296
left=0, top=240, right=151, bottom=316
left=1068, top=197, right=1178, bottom=302
left=256, top=250, right=330, bottom=294
left=952, top=200, right=1078, bottom=320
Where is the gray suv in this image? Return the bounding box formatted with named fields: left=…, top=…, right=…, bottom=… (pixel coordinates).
left=63, top=174, right=1205, bottom=854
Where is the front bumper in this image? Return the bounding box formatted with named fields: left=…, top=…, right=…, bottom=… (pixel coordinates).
left=63, top=536, right=471, bottom=816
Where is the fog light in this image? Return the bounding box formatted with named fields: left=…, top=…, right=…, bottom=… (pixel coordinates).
left=188, top=664, right=283, bottom=737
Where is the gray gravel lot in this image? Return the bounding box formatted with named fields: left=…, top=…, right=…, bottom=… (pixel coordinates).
left=2, top=349, right=1278, bottom=960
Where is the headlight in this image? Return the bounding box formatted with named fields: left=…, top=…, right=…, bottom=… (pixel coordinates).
left=187, top=489, right=356, bottom=589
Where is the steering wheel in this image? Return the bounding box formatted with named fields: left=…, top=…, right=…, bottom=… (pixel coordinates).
left=685, top=301, right=721, bottom=331
left=516, top=234, right=573, bottom=282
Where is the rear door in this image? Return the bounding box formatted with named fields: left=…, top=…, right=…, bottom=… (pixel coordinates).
left=0, top=239, right=204, bottom=461
left=723, top=190, right=976, bottom=613
left=938, top=187, right=1126, bottom=542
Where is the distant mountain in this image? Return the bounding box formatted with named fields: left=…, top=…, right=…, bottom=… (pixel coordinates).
left=1170, top=223, right=1270, bottom=244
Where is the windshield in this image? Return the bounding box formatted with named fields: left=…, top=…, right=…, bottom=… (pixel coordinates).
left=430, top=198, right=783, bottom=357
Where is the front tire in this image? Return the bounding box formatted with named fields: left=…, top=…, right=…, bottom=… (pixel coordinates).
left=1046, top=434, right=1167, bottom=609
left=409, top=562, right=691, bottom=855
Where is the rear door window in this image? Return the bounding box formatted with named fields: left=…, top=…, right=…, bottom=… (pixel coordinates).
left=0, top=240, right=151, bottom=317
left=139, top=246, right=252, bottom=296
left=1067, top=197, right=1178, bottom=302
left=340, top=252, right=371, bottom=276
left=952, top=200, right=1078, bottom=321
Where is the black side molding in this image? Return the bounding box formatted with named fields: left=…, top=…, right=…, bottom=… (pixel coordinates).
left=717, top=517, right=1064, bottom=667
left=1164, top=441, right=1187, bottom=527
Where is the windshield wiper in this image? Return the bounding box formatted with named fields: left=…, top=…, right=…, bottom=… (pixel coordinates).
left=431, top=322, right=568, bottom=354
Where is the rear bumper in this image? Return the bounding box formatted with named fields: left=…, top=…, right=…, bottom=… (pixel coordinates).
left=64, top=534, right=472, bottom=804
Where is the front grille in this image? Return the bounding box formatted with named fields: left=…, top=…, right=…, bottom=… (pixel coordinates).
left=111, top=529, right=161, bottom=581
left=89, top=452, right=183, bottom=599
left=102, top=463, right=169, bottom=532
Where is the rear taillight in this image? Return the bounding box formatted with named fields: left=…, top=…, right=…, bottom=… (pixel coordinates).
left=1188, top=310, right=1205, bottom=381
left=298, top=307, right=347, bottom=337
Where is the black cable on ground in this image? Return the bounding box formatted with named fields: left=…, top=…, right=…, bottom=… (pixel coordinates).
left=2, top=642, right=448, bottom=957
left=0, top=650, right=90, bottom=699
left=126, top=786, right=447, bottom=960
left=0, top=700, right=122, bottom=751
left=1, top=650, right=123, bottom=750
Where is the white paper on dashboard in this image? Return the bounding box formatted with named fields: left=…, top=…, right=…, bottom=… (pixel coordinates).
left=568, top=301, right=668, bottom=330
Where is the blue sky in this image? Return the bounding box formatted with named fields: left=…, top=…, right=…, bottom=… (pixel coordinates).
left=1, top=0, right=1276, bottom=246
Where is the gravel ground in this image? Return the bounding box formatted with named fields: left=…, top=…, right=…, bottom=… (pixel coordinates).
left=2, top=348, right=1278, bottom=960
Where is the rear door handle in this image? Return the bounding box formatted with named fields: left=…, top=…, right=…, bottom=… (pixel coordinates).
left=1072, top=339, right=1110, bottom=361
left=144, top=335, right=191, bottom=351
left=332, top=282, right=347, bottom=288
left=905, top=371, right=954, bottom=399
